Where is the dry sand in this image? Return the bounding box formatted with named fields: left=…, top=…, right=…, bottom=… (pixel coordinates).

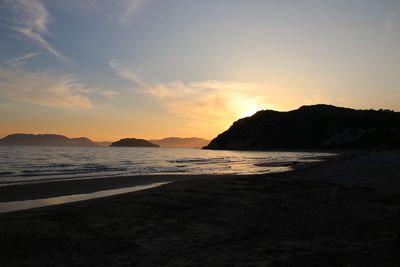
left=0, top=151, right=399, bottom=266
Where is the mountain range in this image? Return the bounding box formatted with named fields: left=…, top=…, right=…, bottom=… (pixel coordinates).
left=0, top=134, right=208, bottom=148
left=0, top=134, right=97, bottom=147
left=4, top=104, right=398, bottom=150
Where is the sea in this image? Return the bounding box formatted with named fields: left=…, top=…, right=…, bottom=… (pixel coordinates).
left=0, top=146, right=334, bottom=186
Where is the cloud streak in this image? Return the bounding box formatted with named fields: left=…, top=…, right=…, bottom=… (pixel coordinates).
left=0, top=65, right=94, bottom=110
left=148, top=80, right=267, bottom=124
left=8, top=52, right=41, bottom=64
left=1, top=0, right=68, bottom=61
left=381, top=11, right=399, bottom=46
left=118, top=0, right=147, bottom=25
left=46, top=1, right=147, bottom=26
left=109, top=60, right=147, bottom=87
left=110, top=61, right=268, bottom=126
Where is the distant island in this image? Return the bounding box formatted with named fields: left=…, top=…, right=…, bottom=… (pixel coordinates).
left=0, top=134, right=97, bottom=147
left=110, top=138, right=159, bottom=147
left=205, top=104, right=400, bottom=150
left=0, top=134, right=208, bottom=148
left=149, top=137, right=209, bottom=148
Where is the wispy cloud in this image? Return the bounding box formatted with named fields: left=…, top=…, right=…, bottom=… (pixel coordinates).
left=100, top=90, right=120, bottom=98
left=148, top=80, right=267, bottom=124
left=8, top=52, right=41, bottom=65
left=0, top=65, right=94, bottom=110
left=381, top=11, right=399, bottom=46
left=1, top=0, right=68, bottom=61
left=109, top=60, right=147, bottom=87
left=110, top=61, right=268, bottom=125
left=118, top=0, right=147, bottom=26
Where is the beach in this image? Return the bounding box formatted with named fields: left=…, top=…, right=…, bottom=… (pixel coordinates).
left=1, top=151, right=399, bottom=266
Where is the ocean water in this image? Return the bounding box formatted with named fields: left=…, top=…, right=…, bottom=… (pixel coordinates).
left=0, top=146, right=334, bottom=186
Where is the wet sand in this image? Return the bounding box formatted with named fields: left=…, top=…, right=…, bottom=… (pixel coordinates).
left=0, top=174, right=218, bottom=202
left=1, top=151, right=400, bottom=266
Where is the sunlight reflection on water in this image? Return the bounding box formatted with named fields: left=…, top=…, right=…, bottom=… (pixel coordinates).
left=0, top=146, right=335, bottom=185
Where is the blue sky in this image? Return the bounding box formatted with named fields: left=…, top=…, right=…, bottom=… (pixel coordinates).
left=1, top=0, right=400, bottom=140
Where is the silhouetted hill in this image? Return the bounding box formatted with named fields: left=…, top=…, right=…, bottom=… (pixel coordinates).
left=111, top=138, right=159, bottom=147
left=150, top=137, right=210, bottom=148
left=0, top=134, right=97, bottom=147
left=204, top=104, right=400, bottom=150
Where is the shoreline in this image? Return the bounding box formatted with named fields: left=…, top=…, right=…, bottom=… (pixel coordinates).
left=0, top=173, right=217, bottom=202
left=1, top=151, right=399, bottom=266
left=0, top=156, right=337, bottom=204
left=0, top=182, right=170, bottom=214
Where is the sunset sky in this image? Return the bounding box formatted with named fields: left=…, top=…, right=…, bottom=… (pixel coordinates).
left=1, top=0, right=400, bottom=141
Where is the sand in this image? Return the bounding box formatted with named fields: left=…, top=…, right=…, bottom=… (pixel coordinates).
left=0, top=151, right=400, bottom=266
left=0, top=174, right=216, bottom=202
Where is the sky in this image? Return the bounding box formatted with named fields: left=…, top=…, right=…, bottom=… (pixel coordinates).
left=0, top=0, right=400, bottom=141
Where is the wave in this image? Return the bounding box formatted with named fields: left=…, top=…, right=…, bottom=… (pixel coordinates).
left=0, top=146, right=334, bottom=184
left=0, top=171, right=14, bottom=176
left=168, top=157, right=230, bottom=164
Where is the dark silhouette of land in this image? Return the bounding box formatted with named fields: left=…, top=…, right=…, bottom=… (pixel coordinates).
left=111, top=138, right=159, bottom=147
left=205, top=104, right=400, bottom=150
left=0, top=134, right=97, bottom=147
left=1, top=152, right=400, bottom=266
left=1, top=105, right=400, bottom=266
left=0, top=134, right=208, bottom=148
left=150, top=137, right=210, bottom=148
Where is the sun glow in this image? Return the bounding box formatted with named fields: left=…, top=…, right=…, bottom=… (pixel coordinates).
left=236, top=101, right=265, bottom=118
